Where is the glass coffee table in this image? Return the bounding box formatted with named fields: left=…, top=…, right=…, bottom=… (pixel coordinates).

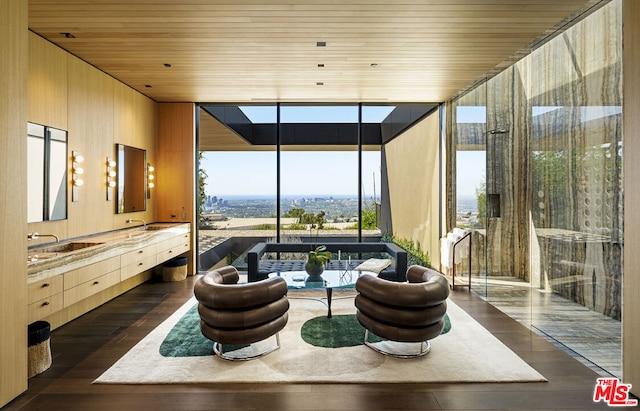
left=268, top=269, right=376, bottom=318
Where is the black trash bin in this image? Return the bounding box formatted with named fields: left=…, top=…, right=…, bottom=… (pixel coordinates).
left=28, top=321, right=52, bottom=378
left=162, top=256, right=188, bottom=282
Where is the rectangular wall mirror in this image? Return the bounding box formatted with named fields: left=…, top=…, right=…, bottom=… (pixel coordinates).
left=116, top=144, right=147, bottom=213
left=27, top=122, right=68, bottom=223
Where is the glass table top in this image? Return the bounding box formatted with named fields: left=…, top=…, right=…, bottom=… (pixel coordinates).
left=268, top=270, right=376, bottom=289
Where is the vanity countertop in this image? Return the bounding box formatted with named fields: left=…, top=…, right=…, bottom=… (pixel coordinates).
left=27, top=223, right=190, bottom=283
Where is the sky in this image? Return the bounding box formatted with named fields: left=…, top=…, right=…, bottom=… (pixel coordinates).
left=239, top=105, right=395, bottom=123
left=456, top=151, right=486, bottom=198
left=200, top=150, right=381, bottom=197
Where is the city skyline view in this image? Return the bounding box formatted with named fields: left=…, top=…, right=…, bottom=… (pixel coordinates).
left=202, top=194, right=369, bottom=220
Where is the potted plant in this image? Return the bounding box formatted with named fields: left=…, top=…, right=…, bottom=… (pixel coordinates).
left=305, top=245, right=331, bottom=277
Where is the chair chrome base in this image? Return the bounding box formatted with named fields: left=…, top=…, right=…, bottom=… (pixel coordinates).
left=213, top=333, right=281, bottom=361
left=363, top=330, right=431, bottom=358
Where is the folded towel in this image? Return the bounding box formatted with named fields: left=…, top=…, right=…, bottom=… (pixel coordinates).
left=354, top=258, right=392, bottom=274
left=441, top=228, right=471, bottom=266
left=440, top=237, right=455, bottom=268
left=453, top=227, right=468, bottom=237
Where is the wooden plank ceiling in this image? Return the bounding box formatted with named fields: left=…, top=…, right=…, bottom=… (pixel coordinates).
left=28, top=0, right=601, bottom=104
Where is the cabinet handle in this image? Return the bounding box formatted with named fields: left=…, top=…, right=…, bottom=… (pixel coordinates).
left=138, top=250, right=144, bottom=254
left=138, top=262, right=143, bottom=266
left=42, top=301, right=50, bottom=306
left=168, top=250, right=173, bottom=254
left=42, top=283, right=50, bottom=288
left=93, top=281, right=99, bottom=285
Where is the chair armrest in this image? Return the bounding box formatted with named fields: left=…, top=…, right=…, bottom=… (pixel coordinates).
left=383, top=242, right=404, bottom=257
left=247, top=242, right=268, bottom=282
left=247, top=242, right=268, bottom=256
left=384, top=243, right=408, bottom=281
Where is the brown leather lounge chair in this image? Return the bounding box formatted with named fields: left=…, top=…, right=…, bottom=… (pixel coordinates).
left=194, top=266, right=289, bottom=360
left=355, top=265, right=450, bottom=358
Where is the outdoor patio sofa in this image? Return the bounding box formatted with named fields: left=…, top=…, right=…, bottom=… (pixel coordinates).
left=246, top=242, right=408, bottom=283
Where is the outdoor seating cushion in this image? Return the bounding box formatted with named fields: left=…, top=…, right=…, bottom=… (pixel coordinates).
left=354, top=258, right=392, bottom=274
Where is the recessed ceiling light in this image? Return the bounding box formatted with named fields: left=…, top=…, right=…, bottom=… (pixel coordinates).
left=316, top=82, right=324, bottom=86
left=316, top=41, right=326, bottom=47
left=164, top=63, right=172, bottom=68
left=318, top=64, right=325, bottom=68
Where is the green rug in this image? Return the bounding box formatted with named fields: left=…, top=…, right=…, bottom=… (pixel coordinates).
left=300, top=313, right=450, bottom=348
left=159, top=304, right=450, bottom=357
left=159, top=304, right=212, bottom=357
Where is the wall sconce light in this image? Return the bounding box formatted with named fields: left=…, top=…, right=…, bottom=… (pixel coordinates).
left=147, top=163, right=155, bottom=199
left=72, top=151, right=84, bottom=202
left=106, top=156, right=116, bottom=201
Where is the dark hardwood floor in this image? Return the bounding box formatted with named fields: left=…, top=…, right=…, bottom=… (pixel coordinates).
left=3, top=275, right=627, bottom=410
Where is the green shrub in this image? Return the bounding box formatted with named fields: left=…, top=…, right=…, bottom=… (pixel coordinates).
left=381, top=234, right=431, bottom=267
left=252, top=224, right=276, bottom=230
left=361, top=205, right=377, bottom=229
left=286, top=223, right=308, bottom=230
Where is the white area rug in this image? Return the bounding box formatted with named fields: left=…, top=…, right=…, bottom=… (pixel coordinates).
left=94, top=296, right=546, bottom=384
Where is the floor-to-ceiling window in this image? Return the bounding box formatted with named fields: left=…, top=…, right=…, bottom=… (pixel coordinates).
left=278, top=105, right=386, bottom=244
left=449, top=0, right=622, bottom=377
left=196, top=104, right=412, bottom=271
left=449, top=86, right=488, bottom=296
left=197, top=105, right=277, bottom=271
left=279, top=105, right=360, bottom=244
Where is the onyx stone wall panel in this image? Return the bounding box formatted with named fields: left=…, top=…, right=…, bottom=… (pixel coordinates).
left=528, top=1, right=622, bottom=320
left=448, top=1, right=622, bottom=321
left=485, top=65, right=531, bottom=281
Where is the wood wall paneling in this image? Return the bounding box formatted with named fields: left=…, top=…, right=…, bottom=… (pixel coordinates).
left=27, top=32, right=70, bottom=242
left=28, top=36, right=159, bottom=241
left=67, top=55, right=116, bottom=236
left=0, top=0, right=28, bottom=407
left=623, top=0, right=640, bottom=395
left=157, top=103, right=196, bottom=274
left=28, top=33, right=68, bottom=130
left=112, top=79, right=158, bottom=228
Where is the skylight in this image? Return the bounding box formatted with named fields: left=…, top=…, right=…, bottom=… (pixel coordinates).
left=238, top=105, right=396, bottom=124
left=238, top=106, right=277, bottom=123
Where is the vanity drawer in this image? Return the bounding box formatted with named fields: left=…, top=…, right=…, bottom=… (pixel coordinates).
left=28, top=275, right=63, bottom=304
left=64, top=270, right=121, bottom=307
left=28, top=292, right=63, bottom=323
left=121, top=254, right=157, bottom=281
left=157, top=233, right=190, bottom=252
left=157, top=242, right=190, bottom=264
left=63, top=256, right=120, bottom=290
left=121, top=244, right=157, bottom=267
